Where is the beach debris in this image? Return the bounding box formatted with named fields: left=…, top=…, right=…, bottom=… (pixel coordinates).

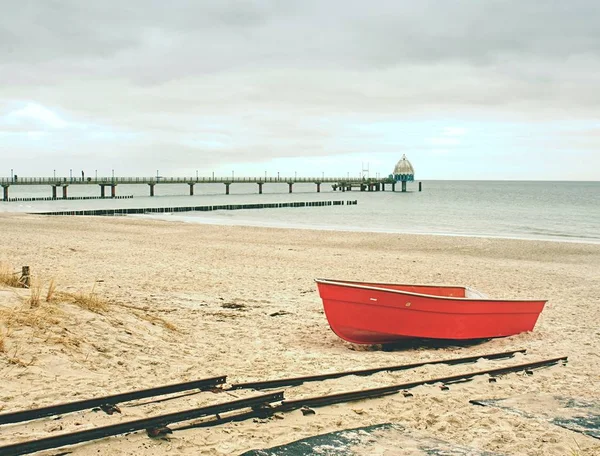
left=269, top=311, right=290, bottom=317
left=99, top=404, right=121, bottom=415
left=146, top=425, right=173, bottom=439
left=221, top=302, right=246, bottom=310
left=300, top=406, right=316, bottom=416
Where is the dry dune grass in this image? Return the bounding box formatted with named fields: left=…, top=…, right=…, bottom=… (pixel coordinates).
left=0, top=263, right=23, bottom=288
left=25, top=280, right=42, bottom=308
left=0, top=264, right=176, bottom=367
left=56, top=288, right=110, bottom=314
left=134, top=312, right=178, bottom=332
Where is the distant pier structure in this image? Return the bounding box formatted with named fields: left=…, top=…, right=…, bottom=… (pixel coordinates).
left=390, top=154, right=415, bottom=192
left=0, top=156, right=418, bottom=201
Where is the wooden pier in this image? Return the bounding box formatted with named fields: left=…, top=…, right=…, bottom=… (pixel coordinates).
left=0, top=175, right=403, bottom=201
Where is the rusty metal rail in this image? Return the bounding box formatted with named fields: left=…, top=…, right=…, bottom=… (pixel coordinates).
left=230, top=349, right=527, bottom=390
left=0, top=356, right=567, bottom=454
left=278, top=356, right=568, bottom=410
left=178, top=356, right=568, bottom=430
left=0, top=375, right=226, bottom=426
left=0, top=391, right=284, bottom=456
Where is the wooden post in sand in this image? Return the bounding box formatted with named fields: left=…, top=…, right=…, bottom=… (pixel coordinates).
left=20, top=266, right=30, bottom=288
left=419, top=182, right=422, bottom=192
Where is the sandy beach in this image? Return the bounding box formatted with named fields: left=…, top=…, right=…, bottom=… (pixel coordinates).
left=1, top=213, right=599, bottom=456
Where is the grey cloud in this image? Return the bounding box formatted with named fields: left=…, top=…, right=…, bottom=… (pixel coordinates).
left=1, top=0, right=599, bottom=176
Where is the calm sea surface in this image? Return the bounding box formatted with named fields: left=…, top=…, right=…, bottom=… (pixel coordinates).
left=2, top=181, right=599, bottom=244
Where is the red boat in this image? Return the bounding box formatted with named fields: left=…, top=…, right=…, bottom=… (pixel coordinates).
left=315, top=279, right=546, bottom=344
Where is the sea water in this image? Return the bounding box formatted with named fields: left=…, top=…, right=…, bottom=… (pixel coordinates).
left=2, top=181, right=599, bottom=244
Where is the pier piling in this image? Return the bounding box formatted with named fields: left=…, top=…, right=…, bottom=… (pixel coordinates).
left=189, top=183, right=194, bottom=196
left=62, top=185, right=68, bottom=198
left=149, top=184, right=155, bottom=197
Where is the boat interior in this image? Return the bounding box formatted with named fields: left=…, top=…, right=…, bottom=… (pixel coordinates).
left=317, top=279, right=490, bottom=299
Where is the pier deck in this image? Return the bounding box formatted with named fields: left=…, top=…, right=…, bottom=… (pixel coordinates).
left=0, top=175, right=402, bottom=201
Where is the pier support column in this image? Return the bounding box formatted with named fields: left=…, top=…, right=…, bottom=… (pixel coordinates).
left=360, top=184, right=365, bottom=192
left=2, top=185, right=8, bottom=201
left=257, top=183, right=263, bottom=194
left=148, top=183, right=155, bottom=196
left=316, top=183, right=321, bottom=193
left=62, top=185, right=68, bottom=199
left=52, top=186, right=57, bottom=199
left=225, top=183, right=230, bottom=195
left=392, top=183, right=396, bottom=192
left=419, top=181, right=422, bottom=192
left=381, top=183, right=385, bottom=191
left=288, top=183, right=293, bottom=193
left=402, top=181, right=406, bottom=192
left=100, top=185, right=106, bottom=198
left=111, top=185, right=117, bottom=198
left=189, top=183, right=194, bottom=196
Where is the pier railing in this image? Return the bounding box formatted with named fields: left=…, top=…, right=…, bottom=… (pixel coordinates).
left=0, top=176, right=393, bottom=185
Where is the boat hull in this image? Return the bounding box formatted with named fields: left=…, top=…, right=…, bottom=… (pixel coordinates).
left=316, top=280, right=546, bottom=344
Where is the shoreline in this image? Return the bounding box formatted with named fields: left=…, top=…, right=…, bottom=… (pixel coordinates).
left=132, top=212, right=600, bottom=246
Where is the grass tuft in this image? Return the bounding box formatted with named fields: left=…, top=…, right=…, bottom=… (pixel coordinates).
left=46, top=279, right=57, bottom=302
left=0, top=263, right=22, bottom=288
left=56, top=284, right=109, bottom=314
left=26, top=281, right=42, bottom=308
left=135, top=312, right=177, bottom=332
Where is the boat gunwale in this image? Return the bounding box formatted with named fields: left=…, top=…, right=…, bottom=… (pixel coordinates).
left=315, top=278, right=547, bottom=304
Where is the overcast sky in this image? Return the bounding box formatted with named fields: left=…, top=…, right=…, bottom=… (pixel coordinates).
left=1, top=0, right=599, bottom=180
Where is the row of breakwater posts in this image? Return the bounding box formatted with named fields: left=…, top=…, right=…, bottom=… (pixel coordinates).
left=35, top=200, right=358, bottom=216
left=0, top=176, right=421, bottom=201
left=6, top=195, right=134, bottom=202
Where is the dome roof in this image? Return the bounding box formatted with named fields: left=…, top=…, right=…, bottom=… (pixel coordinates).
left=393, top=154, right=414, bottom=175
